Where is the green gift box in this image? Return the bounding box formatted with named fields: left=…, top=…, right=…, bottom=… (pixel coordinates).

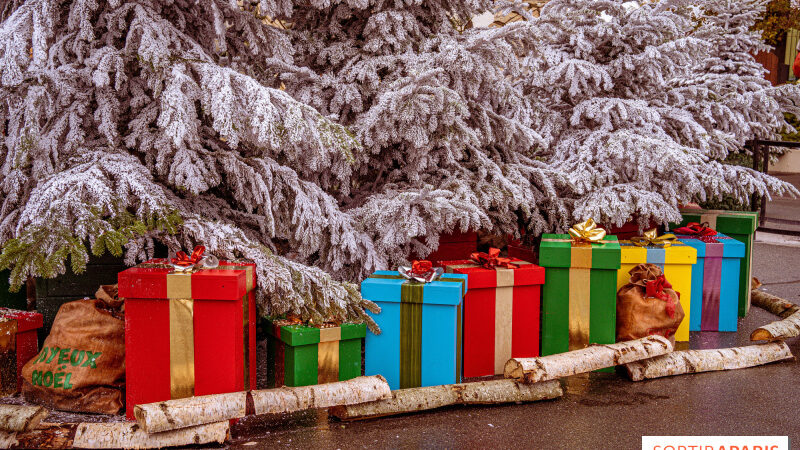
left=266, top=321, right=366, bottom=387
left=671, top=208, right=758, bottom=317
left=539, top=234, right=621, bottom=368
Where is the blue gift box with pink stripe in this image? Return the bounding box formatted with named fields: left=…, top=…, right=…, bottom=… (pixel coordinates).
left=675, top=232, right=745, bottom=332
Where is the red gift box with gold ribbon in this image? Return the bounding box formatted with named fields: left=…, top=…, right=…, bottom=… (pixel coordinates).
left=440, top=249, right=545, bottom=378
left=118, top=250, right=256, bottom=419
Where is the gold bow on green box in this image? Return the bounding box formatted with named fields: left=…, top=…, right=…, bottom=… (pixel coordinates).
left=568, top=219, right=607, bottom=244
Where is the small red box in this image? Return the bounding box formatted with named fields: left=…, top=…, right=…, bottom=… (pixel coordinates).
left=507, top=235, right=537, bottom=263
left=0, top=308, right=43, bottom=394
left=119, top=259, right=256, bottom=419
left=440, top=258, right=545, bottom=378
left=600, top=219, right=661, bottom=241
left=411, top=231, right=478, bottom=263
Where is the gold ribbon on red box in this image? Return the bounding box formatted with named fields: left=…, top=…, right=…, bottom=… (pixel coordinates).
left=139, top=247, right=254, bottom=399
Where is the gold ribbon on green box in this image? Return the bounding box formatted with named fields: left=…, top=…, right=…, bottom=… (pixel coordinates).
left=542, top=220, right=611, bottom=350
left=317, top=326, right=342, bottom=384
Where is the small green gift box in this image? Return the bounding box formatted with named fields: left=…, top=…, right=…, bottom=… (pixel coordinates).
left=266, top=320, right=366, bottom=387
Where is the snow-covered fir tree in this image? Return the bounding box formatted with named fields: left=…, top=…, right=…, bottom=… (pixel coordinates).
left=0, top=0, right=797, bottom=324
left=515, top=0, right=800, bottom=226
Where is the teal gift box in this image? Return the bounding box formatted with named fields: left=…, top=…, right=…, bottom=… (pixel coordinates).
left=361, top=271, right=467, bottom=390
left=671, top=208, right=758, bottom=317
left=674, top=232, right=745, bottom=332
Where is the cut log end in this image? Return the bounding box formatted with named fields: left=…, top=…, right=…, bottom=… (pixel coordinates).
left=503, top=359, right=525, bottom=380
left=0, top=405, right=49, bottom=433
left=750, top=329, right=774, bottom=342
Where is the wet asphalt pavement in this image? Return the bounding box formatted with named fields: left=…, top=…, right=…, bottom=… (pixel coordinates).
left=228, top=242, right=800, bottom=449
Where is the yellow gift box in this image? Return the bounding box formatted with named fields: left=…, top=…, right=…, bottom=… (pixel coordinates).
left=616, top=233, right=697, bottom=342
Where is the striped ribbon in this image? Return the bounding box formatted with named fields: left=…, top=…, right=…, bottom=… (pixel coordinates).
left=675, top=235, right=732, bottom=331
left=618, top=241, right=689, bottom=272
left=368, top=274, right=466, bottom=388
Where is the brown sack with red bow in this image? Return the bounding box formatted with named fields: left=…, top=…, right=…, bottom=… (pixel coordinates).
left=616, top=264, right=685, bottom=345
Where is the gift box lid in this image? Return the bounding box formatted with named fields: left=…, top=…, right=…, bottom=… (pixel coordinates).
left=672, top=208, right=758, bottom=235
left=618, top=241, right=697, bottom=265
left=360, top=271, right=468, bottom=306
left=267, top=321, right=366, bottom=346
left=439, top=259, right=545, bottom=289
left=118, top=259, right=252, bottom=300
left=674, top=232, right=746, bottom=258
left=0, top=308, right=43, bottom=332
left=539, top=234, right=621, bottom=269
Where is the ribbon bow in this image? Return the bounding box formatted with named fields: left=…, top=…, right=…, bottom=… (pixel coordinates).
left=568, top=219, right=606, bottom=244
left=673, top=222, right=718, bottom=243
left=469, top=248, right=517, bottom=270
left=645, top=275, right=677, bottom=318
left=171, top=245, right=219, bottom=272
left=630, top=229, right=678, bottom=248
left=398, top=260, right=444, bottom=283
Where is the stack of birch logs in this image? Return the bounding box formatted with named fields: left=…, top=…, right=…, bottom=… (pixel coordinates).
left=0, top=284, right=795, bottom=448
left=0, top=376, right=393, bottom=448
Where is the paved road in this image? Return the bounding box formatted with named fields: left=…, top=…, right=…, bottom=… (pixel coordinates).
left=764, top=173, right=800, bottom=232
left=229, top=242, right=800, bottom=449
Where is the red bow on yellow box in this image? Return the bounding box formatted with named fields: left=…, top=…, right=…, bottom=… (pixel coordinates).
left=673, top=222, right=718, bottom=243
left=469, top=248, right=516, bottom=270
left=646, top=275, right=677, bottom=318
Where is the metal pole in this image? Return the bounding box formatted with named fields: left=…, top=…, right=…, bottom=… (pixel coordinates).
left=760, top=143, right=769, bottom=226
left=750, top=141, right=760, bottom=212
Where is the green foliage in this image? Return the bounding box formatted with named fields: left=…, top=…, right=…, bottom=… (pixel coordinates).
left=752, top=0, right=800, bottom=46
left=0, top=209, right=183, bottom=291
left=782, top=112, right=800, bottom=142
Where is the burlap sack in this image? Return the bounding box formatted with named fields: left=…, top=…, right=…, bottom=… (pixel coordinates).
left=21, top=286, right=124, bottom=414
left=616, top=264, right=685, bottom=344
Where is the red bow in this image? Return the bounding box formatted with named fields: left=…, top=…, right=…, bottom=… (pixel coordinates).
left=470, top=248, right=516, bottom=270
left=172, top=245, right=206, bottom=267
left=646, top=275, right=676, bottom=318
left=411, top=260, right=434, bottom=276
left=673, top=222, right=718, bottom=243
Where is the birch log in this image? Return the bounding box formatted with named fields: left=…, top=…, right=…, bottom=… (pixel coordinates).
left=134, top=391, right=246, bottom=433
left=135, top=375, right=391, bottom=433
left=0, top=405, right=47, bottom=432
left=504, top=335, right=673, bottom=383
left=252, top=375, right=392, bottom=415
left=71, top=421, right=229, bottom=449
left=624, top=342, right=794, bottom=381
left=0, top=431, right=17, bottom=449
left=329, top=379, right=562, bottom=421
left=751, top=310, right=800, bottom=341
left=751, top=289, right=799, bottom=319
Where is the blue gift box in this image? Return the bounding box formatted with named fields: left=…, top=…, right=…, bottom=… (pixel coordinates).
left=675, top=232, right=745, bottom=332
left=361, top=270, right=467, bottom=390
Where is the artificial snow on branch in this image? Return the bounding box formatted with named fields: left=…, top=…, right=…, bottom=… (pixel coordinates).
left=1, top=0, right=798, bottom=322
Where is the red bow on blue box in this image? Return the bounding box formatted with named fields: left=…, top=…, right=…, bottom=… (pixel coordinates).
left=673, top=222, right=718, bottom=243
